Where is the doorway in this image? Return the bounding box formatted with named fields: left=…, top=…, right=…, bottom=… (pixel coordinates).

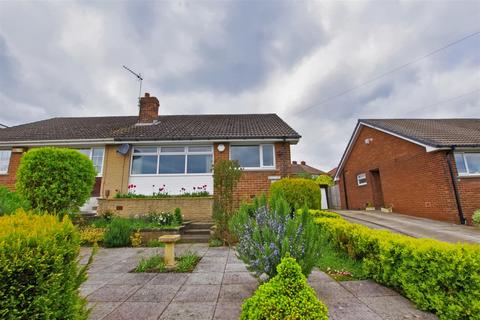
left=370, top=169, right=384, bottom=209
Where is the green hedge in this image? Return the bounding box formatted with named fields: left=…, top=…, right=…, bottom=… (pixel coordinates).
left=269, top=178, right=321, bottom=210
left=296, top=209, right=341, bottom=219
left=0, top=210, right=89, bottom=319
left=0, top=186, right=30, bottom=216
left=315, top=216, right=480, bottom=320
left=241, top=256, right=328, bottom=319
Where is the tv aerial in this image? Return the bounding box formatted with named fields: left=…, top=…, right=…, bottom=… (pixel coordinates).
left=122, top=65, right=143, bottom=106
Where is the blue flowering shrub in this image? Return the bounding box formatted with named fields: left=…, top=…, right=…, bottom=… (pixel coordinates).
left=230, top=194, right=321, bottom=278
left=241, top=255, right=328, bottom=320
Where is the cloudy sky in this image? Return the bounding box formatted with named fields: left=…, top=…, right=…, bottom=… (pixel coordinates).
left=0, top=0, right=479, bottom=170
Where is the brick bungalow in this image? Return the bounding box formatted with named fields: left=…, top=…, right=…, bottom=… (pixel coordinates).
left=335, top=119, right=480, bottom=225
left=0, top=93, right=301, bottom=219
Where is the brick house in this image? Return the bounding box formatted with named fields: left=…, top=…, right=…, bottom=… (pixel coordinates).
left=335, top=119, right=480, bottom=225
left=290, top=160, right=330, bottom=209
left=0, top=93, right=300, bottom=219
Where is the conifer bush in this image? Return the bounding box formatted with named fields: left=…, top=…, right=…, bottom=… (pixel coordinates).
left=0, top=210, right=90, bottom=319
left=269, top=178, right=321, bottom=210
left=241, top=256, right=328, bottom=320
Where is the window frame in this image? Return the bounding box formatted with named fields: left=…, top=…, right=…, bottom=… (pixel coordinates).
left=229, top=144, right=276, bottom=170
left=454, top=152, right=480, bottom=177
left=130, top=145, right=214, bottom=176
left=357, top=173, right=367, bottom=186
left=0, top=150, right=12, bottom=174
left=75, top=147, right=105, bottom=177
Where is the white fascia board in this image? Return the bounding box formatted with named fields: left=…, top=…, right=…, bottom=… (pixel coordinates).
left=334, top=122, right=362, bottom=181
left=0, top=137, right=299, bottom=148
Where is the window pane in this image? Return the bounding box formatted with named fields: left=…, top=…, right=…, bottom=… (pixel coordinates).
left=187, top=155, right=212, bottom=173
left=0, top=150, right=11, bottom=173
left=454, top=153, right=467, bottom=174
left=160, top=146, right=185, bottom=153
left=77, top=149, right=91, bottom=157
left=262, top=145, right=274, bottom=167
left=188, top=146, right=213, bottom=153
left=357, top=173, right=367, bottom=185
left=133, top=147, right=157, bottom=154
left=159, top=155, right=185, bottom=174
left=465, top=153, right=480, bottom=174
left=231, top=146, right=260, bottom=167
left=132, top=155, right=158, bottom=174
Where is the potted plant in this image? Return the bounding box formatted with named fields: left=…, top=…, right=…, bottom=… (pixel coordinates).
left=381, top=205, right=393, bottom=213
left=365, top=202, right=375, bottom=211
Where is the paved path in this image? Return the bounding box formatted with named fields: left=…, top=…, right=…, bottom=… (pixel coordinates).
left=336, top=210, right=480, bottom=244
left=80, top=245, right=436, bottom=319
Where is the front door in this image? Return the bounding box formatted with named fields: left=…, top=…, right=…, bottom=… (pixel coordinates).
left=370, top=169, right=384, bottom=209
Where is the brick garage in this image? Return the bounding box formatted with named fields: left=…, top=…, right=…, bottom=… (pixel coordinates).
left=336, top=119, right=480, bottom=225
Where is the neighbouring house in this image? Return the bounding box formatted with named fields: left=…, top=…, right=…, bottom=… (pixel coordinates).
left=335, top=119, right=480, bottom=225
left=290, top=160, right=330, bottom=209
left=0, top=93, right=301, bottom=220
left=326, top=167, right=341, bottom=210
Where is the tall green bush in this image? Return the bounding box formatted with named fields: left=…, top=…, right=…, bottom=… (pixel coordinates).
left=213, top=159, right=242, bottom=242
left=230, top=194, right=321, bottom=278
left=16, top=147, right=96, bottom=217
left=269, top=178, right=321, bottom=210
left=241, top=256, right=328, bottom=320
left=103, top=217, right=132, bottom=247
left=0, top=186, right=30, bottom=215
left=315, top=216, right=480, bottom=319
left=0, top=210, right=90, bottom=319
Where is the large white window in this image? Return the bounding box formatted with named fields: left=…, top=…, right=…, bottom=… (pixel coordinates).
left=0, top=150, right=12, bottom=174
left=454, top=152, right=480, bottom=176
left=76, top=148, right=105, bottom=176
left=230, top=144, right=275, bottom=169
left=131, top=146, right=213, bottom=175
left=357, top=173, right=367, bottom=186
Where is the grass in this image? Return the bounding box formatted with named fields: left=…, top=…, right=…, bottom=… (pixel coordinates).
left=316, top=233, right=366, bottom=281
left=133, top=250, right=200, bottom=273
left=146, top=239, right=166, bottom=247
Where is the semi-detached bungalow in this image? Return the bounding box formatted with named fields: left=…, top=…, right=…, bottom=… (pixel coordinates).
left=0, top=93, right=301, bottom=220
left=335, top=119, right=480, bottom=225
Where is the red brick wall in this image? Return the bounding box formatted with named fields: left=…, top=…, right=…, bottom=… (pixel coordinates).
left=451, top=156, right=480, bottom=224
left=213, top=142, right=291, bottom=205
left=0, top=150, right=24, bottom=191
left=339, top=126, right=461, bottom=223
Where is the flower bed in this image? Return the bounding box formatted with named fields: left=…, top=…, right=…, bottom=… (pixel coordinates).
left=133, top=251, right=200, bottom=273
left=315, top=214, right=480, bottom=319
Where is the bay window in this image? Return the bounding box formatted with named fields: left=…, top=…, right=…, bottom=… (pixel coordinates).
left=0, top=150, right=12, bottom=174
left=230, top=144, right=275, bottom=169
left=454, top=152, right=480, bottom=176
left=131, top=145, right=213, bottom=175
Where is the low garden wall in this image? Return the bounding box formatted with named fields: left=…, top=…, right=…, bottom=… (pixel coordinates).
left=97, top=197, right=213, bottom=222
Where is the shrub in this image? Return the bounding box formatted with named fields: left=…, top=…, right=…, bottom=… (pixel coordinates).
left=174, top=207, right=183, bottom=224
left=269, top=178, right=321, bottom=211
left=213, top=159, right=243, bottom=242
left=135, top=255, right=166, bottom=273
left=296, top=209, right=341, bottom=219
left=209, top=238, right=223, bottom=247
left=0, top=186, right=30, bottom=215
left=473, top=209, right=480, bottom=226
left=0, top=210, right=90, bottom=319
left=16, top=147, right=96, bottom=217
left=241, top=256, right=328, bottom=320
left=147, top=211, right=182, bottom=227
left=315, top=216, right=480, bottom=319
left=176, top=251, right=200, bottom=272
left=130, top=229, right=142, bottom=247
left=103, top=218, right=132, bottom=247
left=79, top=227, right=105, bottom=245
left=146, top=239, right=165, bottom=247
left=230, top=194, right=321, bottom=279
left=315, top=174, right=334, bottom=187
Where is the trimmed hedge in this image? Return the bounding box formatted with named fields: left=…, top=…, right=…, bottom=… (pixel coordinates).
left=0, top=210, right=89, bottom=319
left=296, top=209, right=341, bottom=219
left=241, top=256, right=328, bottom=319
left=0, top=186, right=30, bottom=216
left=315, top=216, right=480, bottom=320
left=269, top=178, right=321, bottom=210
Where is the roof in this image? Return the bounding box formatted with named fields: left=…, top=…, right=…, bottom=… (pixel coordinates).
left=327, top=167, right=337, bottom=177
left=360, top=119, right=480, bottom=148
left=290, top=162, right=326, bottom=176
left=0, top=114, right=301, bottom=144
left=334, top=118, right=480, bottom=181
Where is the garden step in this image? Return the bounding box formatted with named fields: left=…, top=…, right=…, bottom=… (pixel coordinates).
left=183, top=229, right=211, bottom=235
left=180, top=234, right=210, bottom=243
left=184, top=222, right=214, bottom=230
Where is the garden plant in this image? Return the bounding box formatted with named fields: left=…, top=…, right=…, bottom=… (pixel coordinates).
left=269, top=178, right=322, bottom=210
left=0, top=186, right=30, bottom=216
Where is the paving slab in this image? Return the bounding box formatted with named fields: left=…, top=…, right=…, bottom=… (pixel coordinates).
left=225, top=263, right=248, bottom=272
left=222, top=272, right=258, bottom=285
left=326, top=297, right=384, bottom=320
left=172, top=284, right=221, bottom=303
left=358, top=295, right=438, bottom=320
left=107, top=273, right=156, bottom=286
left=218, top=284, right=257, bottom=302
left=213, top=302, right=242, bottom=320
left=127, top=284, right=180, bottom=302
left=193, top=262, right=226, bottom=273
left=340, top=280, right=398, bottom=297
left=102, top=302, right=168, bottom=320
left=186, top=272, right=224, bottom=285
left=159, top=302, right=216, bottom=320
left=87, top=284, right=141, bottom=302
left=149, top=273, right=189, bottom=285
left=87, top=302, right=122, bottom=320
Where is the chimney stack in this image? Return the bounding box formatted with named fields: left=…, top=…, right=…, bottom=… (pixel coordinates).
left=292, top=161, right=297, bottom=164
left=301, top=161, right=306, bottom=165
left=138, top=92, right=159, bottom=123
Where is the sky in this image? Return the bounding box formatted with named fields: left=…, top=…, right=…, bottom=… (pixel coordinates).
left=0, top=0, right=479, bottom=171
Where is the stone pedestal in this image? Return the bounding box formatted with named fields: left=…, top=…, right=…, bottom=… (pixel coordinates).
left=159, top=235, right=181, bottom=268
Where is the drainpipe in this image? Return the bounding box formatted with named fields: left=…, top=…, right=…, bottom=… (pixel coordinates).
left=446, top=148, right=466, bottom=225
left=341, top=171, right=349, bottom=210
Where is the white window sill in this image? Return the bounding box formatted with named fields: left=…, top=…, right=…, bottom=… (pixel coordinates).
left=241, top=167, right=276, bottom=172
left=457, top=174, right=480, bottom=179
left=130, top=173, right=213, bottom=177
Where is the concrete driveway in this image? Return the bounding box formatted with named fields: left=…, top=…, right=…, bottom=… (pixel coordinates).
left=336, top=210, right=480, bottom=244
